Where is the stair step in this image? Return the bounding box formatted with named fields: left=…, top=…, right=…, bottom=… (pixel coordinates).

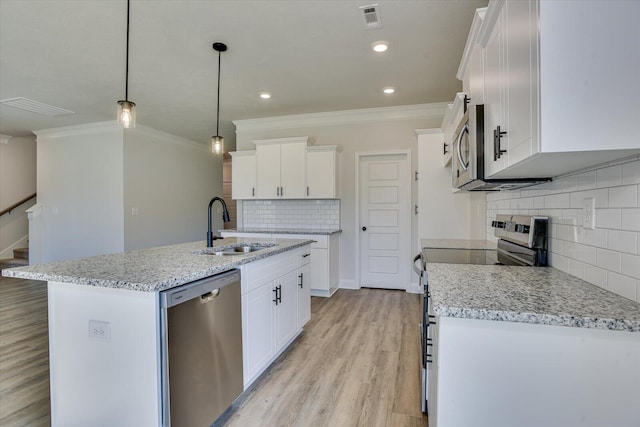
left=0, top=258, right=29, bottom=270
left=13, top=248, right=29, bottom=260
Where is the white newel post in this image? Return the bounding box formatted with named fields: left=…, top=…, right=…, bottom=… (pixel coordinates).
left=26, top=203, right=42, bottom=265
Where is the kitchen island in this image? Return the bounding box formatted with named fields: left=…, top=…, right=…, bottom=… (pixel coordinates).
left=425, top=263, right=640, bottom=427
left=2, top=237, right=313, bottom=427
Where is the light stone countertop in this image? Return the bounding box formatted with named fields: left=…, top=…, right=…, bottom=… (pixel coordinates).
left=427, top=263, right=640, bottom=332
left=222, top=228, right=342, bottom=235
left=1, top=238, right=312, bottom=293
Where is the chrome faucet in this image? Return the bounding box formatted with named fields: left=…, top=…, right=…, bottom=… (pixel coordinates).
left=207, top=197, right=231, bottom=247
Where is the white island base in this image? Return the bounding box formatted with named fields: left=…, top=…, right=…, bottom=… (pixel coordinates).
left=429, top=316, right=640, bottom=427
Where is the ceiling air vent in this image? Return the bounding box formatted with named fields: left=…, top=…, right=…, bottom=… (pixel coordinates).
left=0, top=97, right=75, bottom=116
left=359, top=4, right=382, bottom=30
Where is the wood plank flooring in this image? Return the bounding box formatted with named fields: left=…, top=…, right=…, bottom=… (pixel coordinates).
left=0, top=276, right=50, bottom=427
left=220, top=288, right=428, bottom=427
left=0, top=278, right=426, bottom=427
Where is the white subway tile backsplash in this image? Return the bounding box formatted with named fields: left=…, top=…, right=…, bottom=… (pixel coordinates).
left=609, top=185, right=638, bottom=208
left=621, top=209, right=640, bottom=231
left=584, top=265, right=608, bottom=289
left=242, top=199, right=340, bottom=231
left=595, top=208, right=621, bottom=229
left=596, top=165, right=622, bottom=188
left=607, top=230, right=638, bottom=255
left=485, top=159, right=640, bottom=301
left=596, top=248, right=621, bottom=272
left=622, top=160, right=640, bottom=185
left=621, top=254, right=640, bottom=279
left=607, top=272, right=638, bottom=302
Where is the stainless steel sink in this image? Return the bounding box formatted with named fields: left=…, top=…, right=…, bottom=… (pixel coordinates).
left=204, top=243, right=276, bottom=256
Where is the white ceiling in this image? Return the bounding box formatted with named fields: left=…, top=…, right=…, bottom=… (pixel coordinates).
left=0, top=0, right=487, bottom=149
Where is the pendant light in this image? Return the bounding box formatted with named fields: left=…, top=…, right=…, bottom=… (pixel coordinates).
left=212, top=42, right=227, bottom=154
left=117, top=0, right=136, bottom=128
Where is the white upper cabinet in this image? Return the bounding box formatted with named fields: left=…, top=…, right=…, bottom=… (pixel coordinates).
left=306, top=145, right=340, bottom=198
left=466, top=0, right=640, bottom=179
left=255, top=137, right=307, bottom=199
left=229, top=151, right=256, bottom=199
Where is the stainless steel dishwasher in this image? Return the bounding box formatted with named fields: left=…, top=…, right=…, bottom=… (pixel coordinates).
left=160, top=269, right=243, bottom=427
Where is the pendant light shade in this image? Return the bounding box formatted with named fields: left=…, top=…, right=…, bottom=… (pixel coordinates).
left=211, top=42, right=227, bottom=154
left=117, top=0, right=136, bottom=128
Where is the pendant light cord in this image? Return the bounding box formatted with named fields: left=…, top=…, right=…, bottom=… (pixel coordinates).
left=125, top=0, right=130, bottom=100
left=216, top=50, right=221, bottom=135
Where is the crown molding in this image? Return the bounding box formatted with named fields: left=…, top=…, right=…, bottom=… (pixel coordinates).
left=33, top=121, right=122, bottom=139
left=233, top=102, right=449, bottom=133
left=456, top=7, right=487, bottom=80
left=254, top=136, right=309, bottom=146
left=0, top=134, right=12, bottom=144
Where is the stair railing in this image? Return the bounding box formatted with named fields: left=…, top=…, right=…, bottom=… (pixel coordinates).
left=0, top=193, right=37, bottom=217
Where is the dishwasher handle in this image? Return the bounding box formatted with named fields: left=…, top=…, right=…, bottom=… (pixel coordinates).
left=160, top=269, right=240, bottom=308
left=200, top=288, right=220, bottom=303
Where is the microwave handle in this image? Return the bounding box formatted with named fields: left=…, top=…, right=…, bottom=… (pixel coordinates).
left=456, top=124, right=469, bottom=171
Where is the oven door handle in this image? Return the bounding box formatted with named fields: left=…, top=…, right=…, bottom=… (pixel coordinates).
left=413, top=253, right=424, bottom=277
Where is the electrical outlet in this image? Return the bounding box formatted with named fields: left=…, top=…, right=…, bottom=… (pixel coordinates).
left=582, top=197, right=595, bottom=230
left=131, top=207, right=139, bottom=216
left=88, top=320, right=111, bottom=342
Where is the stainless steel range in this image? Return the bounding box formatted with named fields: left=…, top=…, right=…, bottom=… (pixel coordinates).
left=413, top=214, right=549, bottom=413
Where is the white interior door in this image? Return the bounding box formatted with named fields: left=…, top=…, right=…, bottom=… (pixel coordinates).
left=359, top=154, right=409, bottom=290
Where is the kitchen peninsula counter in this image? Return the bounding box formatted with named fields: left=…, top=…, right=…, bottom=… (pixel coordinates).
left=1, top=237, right=312, bottom=292
left=427, top=263, right=640, bottom=332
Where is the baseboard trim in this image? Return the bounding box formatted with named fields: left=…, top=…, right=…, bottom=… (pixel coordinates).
left=339, top=279, right=359, bottom=290
left=406, top=281, right=423, bottom=294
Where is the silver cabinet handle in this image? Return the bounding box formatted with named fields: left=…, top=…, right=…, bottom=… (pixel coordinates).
left=307, top=186, right=309, bottom=196
left=252, top=187, right=255, bottom=197
left=280, top=186, right=283, bottom=197
left=456, top=123, right=469, bottom=171
left=298, top=273, right=303, bottom=288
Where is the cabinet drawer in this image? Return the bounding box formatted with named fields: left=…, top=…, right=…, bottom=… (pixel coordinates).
left=276, top=233, right=328, bottom=249
left=242, top=250, right=298, bottom=294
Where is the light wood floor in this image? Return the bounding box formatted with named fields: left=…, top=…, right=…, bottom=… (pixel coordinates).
left=220, top=288, right=428, bottom=427
left=0, top=279, right=426, bottom=427
left=0, top=276, right=50, bottom=427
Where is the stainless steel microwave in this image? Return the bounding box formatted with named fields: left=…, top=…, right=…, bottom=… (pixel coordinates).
left=452, top=104, right=551, bottom=191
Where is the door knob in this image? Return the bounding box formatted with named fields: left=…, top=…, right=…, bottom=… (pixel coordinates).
left=362, top=226, right=367, bottom=231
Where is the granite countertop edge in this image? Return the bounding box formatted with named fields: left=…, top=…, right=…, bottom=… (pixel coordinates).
left=1, top=238, right=312, bottom=293
left=222, top=228, right=342, bottom=235
left=427, top=263, right=640, bottom=333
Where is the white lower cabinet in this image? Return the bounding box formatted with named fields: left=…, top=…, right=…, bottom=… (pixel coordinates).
left=297, top=251, right=311, bottom=329
left=240, top=245, right=311, bottom=389
left=429, top=316, right=640, bottom=427
left=223, top=231, right=340, bottom=298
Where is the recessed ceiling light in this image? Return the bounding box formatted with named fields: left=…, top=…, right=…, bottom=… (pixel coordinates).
left=372, top=41, right=389, bottom=52
left=259, top=92, right=271, bottom=99
left=383, top=87, right=395, bottom=94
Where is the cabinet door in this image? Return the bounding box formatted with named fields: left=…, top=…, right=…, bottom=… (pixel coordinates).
left=307, top=150, right=335, bottom=198
left=483, top=2, right=507, bottom=177
left=280, top=143, right=307, bottom=198
left=504, top=0, right=536, bottom=167
left=256, top=144, right=281, bottom=198
left=297, top=263, right=311, bottom=329
left=231, top=153, right=256, bottom=199
left=275, top=270, right=298, bottom=351
left=243, top=284, right=275, bottom=384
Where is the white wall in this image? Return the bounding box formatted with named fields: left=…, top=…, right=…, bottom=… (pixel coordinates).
left=0, top=135, right=36, bottom=257
left=417, top=130, right=473, bottom=241
left=235, top=107, right=444, bottom=287
left=487, top=155, right=640, bottom=303
left=36, top=125, right=125, bottom=262
left=123, top=127, right=221, bottom=250
left=34, top=122, right=221, bottom=263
